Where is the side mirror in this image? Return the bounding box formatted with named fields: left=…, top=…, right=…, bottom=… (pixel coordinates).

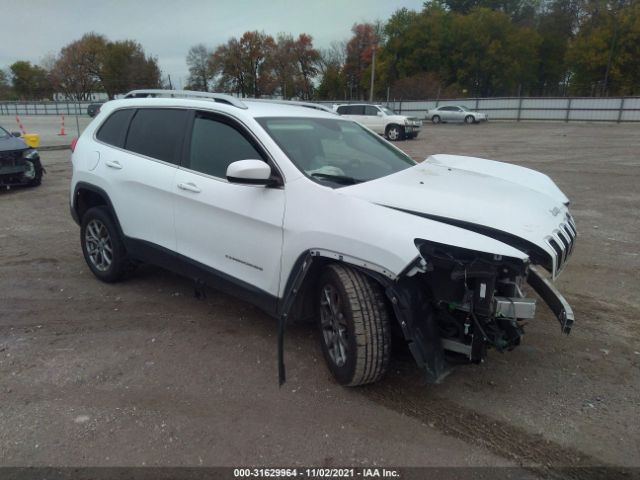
left=227, top=159, right=273, bottom=185
left=11, top=131, right=21, bottom=137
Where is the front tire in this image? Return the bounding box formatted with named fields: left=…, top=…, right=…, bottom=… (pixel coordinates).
left=317, top=264, right=391, bottom=386
left=80, top=206, right=131, bottom=283
left=465, top=115, right=475, bottom=124
left=385, top=124, right=404, bottom=141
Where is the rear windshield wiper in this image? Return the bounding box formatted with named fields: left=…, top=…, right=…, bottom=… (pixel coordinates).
left=310, top=172, right=363, bottom=185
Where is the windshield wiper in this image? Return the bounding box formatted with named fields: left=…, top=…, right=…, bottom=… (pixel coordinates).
left=310, top=172, right=363, bottom=185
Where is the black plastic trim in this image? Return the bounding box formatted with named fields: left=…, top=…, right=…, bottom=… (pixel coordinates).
left=72, top=182, right=125, bottom=238
left=123, top=237, right=279, bottom=317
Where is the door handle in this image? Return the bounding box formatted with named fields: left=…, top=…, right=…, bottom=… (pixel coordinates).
left=105, top=160, right=123, bottom=170
left=178, top=182, right=201, bottom=193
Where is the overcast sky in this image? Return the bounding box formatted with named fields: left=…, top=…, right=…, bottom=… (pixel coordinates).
left=0, top=0, right=425, bottom=88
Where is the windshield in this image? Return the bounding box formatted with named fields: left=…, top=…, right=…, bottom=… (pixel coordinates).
left=0, top=126, right=10, bottom=139
left=257, top=117, right=415, bottom=187
left=380, top=107, right=396, bottom=115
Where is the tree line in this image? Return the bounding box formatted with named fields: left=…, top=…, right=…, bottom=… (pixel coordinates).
left=1, top=0, right=638, bottom=101
left=187, top=0, right=639, bottom=99
left=0, top=33, right=161, bottom=101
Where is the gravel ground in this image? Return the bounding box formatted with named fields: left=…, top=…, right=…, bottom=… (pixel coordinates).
left=0, top=121, right=638, bottom=476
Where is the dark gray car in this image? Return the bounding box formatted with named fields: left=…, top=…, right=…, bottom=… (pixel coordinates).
left=0, top=126, right=44, bottom=188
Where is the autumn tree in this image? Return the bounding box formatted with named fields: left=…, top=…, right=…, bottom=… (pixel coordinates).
left=344, top=23, right=378, bottom=99
left=291, top=34, right=321, bottom=99
left=49, top=33, right=161, bottom=100
left=100, top=40, right=161, bottom=98
left=270, top=34, right=297, bottom=99
left=186, top=44, right=212, bottom=91
left=568, top=0, right=640, bottom=95
left=9, top=61, right=52, bottom=100
left=317, top=42, right=347, bottom=100
left=49, top=33, right=106, bottom=100
left=210, top=31, right=276, bottom=97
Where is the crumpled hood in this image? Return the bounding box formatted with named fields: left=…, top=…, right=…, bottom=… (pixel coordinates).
left=340, top=154, right=575, bottom=272
left=0, top=135, right=28, bottom=153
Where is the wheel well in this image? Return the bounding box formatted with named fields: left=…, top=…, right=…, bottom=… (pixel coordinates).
left=75, top=187, right=108, bottom=221
left=386, top=123, right=403, bottom=132
left=288, top=258, right=394, bottom=324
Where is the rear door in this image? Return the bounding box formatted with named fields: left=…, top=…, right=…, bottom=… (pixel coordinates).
left=95, top=107, right=188, bottom=251
left=173, top=111, right=285, bottom=305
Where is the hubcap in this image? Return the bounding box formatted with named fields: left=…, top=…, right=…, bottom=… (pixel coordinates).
left=320, top=284, right=349, bottom=367
left=85, top=219, right=113, bottom=272
left=388, top=128, right=400, bottom=140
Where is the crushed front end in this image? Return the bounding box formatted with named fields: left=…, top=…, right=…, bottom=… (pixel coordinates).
left=386, top=216, right=577, bottom=383
left=0, top=147, right=40, bottom=188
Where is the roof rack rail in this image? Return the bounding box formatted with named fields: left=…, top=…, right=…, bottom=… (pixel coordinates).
left=247, top=98, right=335, bottom=114
left=123, top=89, right=248, bottom=109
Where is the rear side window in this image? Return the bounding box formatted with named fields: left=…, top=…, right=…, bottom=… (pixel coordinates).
left=337, top=105, right=364, bottom=115
left=125, top=108, right=189, bottom=164
left=188, top=113, right=264, bottom=179
left=96, top=109, right=135, bottom=148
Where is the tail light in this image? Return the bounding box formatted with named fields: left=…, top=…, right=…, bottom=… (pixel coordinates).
left=70, top=137, right=78, bottom=153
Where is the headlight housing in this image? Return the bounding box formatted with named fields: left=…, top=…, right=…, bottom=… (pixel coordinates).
left=23, top=149, right=39, bottom=160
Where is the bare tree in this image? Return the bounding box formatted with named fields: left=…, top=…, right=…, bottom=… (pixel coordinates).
left=186, top=44, right=212, bottom=91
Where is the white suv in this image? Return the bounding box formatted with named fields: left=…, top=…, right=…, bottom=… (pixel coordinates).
left=334, top=104, right=422, bottom=141
left=70, top=89, right=576, bottom=387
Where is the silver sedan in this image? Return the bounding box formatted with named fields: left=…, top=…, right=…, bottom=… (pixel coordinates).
left=427, top=105, right=488, bottom=124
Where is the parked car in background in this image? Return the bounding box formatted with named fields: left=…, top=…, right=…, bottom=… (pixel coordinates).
left=0, top=126, right=43, bottom=188
left=334, top=103, right=422, bottom=141
left=427, top=105, right=488, bottom=124
left=87, top=103, right=104, bottom=117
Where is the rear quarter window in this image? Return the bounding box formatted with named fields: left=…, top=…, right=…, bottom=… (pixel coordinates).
left=96, top=109, right=136, bottom=148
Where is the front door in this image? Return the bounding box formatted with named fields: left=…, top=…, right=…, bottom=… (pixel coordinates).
left=173, top=111, right=285, bottom=307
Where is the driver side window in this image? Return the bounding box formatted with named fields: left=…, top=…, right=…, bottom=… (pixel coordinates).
left=188, top=113, right=265, bottom=179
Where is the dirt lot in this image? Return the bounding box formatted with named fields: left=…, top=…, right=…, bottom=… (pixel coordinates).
left=0, top=122, right=638, bottom=475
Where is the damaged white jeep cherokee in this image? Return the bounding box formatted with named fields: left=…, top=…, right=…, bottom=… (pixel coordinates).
left=70, top=90, right=576, bottom=386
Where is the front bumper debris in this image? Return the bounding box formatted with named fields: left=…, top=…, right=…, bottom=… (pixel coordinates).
left=527, top=265, right=574, bottom=334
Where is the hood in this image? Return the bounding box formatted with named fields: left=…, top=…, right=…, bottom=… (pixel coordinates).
left=340, top=154, right=575, bottom=275
left=0, top=135, right=28, bottom=153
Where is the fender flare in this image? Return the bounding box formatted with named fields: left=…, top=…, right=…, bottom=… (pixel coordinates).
left=72, top=182, right=125, bottom=239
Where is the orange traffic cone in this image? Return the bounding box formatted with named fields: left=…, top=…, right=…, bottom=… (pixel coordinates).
left=15, top=116, right=26, bottom=135
left=58, top=114, right=66, bottom=136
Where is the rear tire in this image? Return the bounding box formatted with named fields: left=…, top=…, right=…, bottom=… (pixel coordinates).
left=317, top=264, right=391, bottom=386
left=431, top=115, right=441, bottom=124
left=80, top=206, right=132, bottom=283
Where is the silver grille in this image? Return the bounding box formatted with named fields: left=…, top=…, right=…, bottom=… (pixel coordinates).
left=545, top=214, right=577, bottom=278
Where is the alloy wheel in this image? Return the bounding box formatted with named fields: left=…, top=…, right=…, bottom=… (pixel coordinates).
left=320, top=284, right=349, bottom=367
left=85, top=219, right=113, bottom=272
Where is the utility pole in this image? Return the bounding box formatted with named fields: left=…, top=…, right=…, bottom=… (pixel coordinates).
left=369, top=47, right=375, bottom=103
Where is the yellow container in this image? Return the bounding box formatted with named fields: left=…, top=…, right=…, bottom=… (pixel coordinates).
left=22, top=133, right=40, bottom=149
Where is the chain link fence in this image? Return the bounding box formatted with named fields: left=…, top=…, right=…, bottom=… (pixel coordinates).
left=0, top=101, right=95, bottom=116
